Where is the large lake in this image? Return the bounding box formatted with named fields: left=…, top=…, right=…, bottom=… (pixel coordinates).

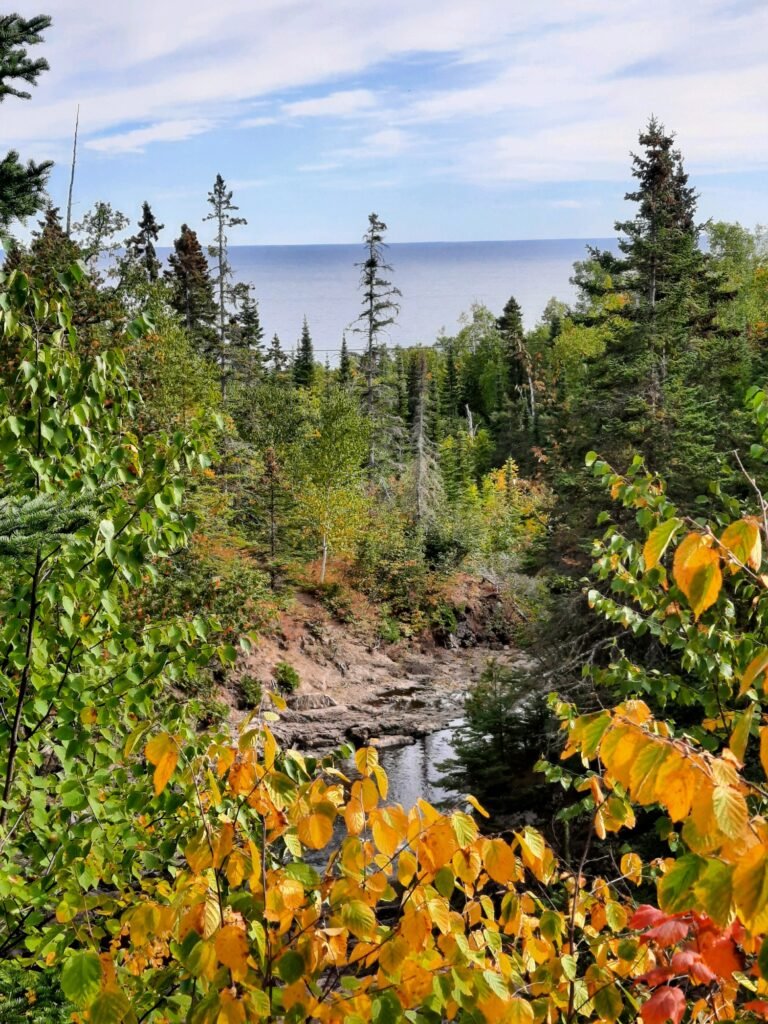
left=171, top=238, right=617, bottom=357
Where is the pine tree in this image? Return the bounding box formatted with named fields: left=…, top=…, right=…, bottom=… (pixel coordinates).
left=350, top=212, right=401, bottom=468
left=204, top=174, right=247, bottom=384
left=166, top=224, right=217, bottom=358
left=293, top=316, right=315, bottom=389
left=496, top=294, right=537, bottom=459
left=0, top=13, right=52, bottom=233
left=228, top=285, right=265, bottom=390
left=124, top=201, right=164, bottom=282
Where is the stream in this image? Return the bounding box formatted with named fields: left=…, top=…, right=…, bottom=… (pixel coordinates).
left=375, top=719, right=462, bottom=809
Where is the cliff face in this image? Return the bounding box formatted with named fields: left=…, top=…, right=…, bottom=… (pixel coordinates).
left=222, top=587, right=525, bottom=753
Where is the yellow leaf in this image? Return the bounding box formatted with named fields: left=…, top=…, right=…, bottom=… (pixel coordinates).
left=214, top=924, right=249, bottom=981
left=144, top=733, right=179, bottom=796
left=761, top=727, right=768, bottom=780
left=729, top=706, right=755, bottom=763
left=465, top=794, right=490, bottom=818
left=673, top=532, right=722, bottom=619
left=720, top=518, right=762, bottom=573
left=79, top=707, right=97, bottom=726
left=484, top=839, right=517, bottom=885
left=212, top=822, right=234, bottom=869
left=297, top=812, right=334, bottom=850
left=354, top=746, right=379, bottom=778
left=620, top=852, right=643, bottom=885
left=711, top=784, right=748, bottom=840
left=740, top=650, right=768, bottom=696
left=217, top=989, right=246, bottom=1024
left=505, top=998, right=534, bottom=1024
left=643, top=517, right=681, bottom=570
left=733, top=846, right=768, bottom=932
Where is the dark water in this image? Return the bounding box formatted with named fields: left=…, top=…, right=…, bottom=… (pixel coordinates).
left=377, top=721, right=462, bottom=810
left=178, top=238, right=615, bottom=357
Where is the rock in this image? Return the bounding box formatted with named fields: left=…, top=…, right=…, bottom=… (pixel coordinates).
left=370, top=735, right=416, bottom=750
left=288, top=692, right=338, bottom=710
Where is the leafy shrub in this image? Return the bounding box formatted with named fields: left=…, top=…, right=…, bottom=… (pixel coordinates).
left=273, top=661, right=300, bottom=693
left=378, top=615, right=401, bottom=644
left=312, top=580, right=354, bottom=622
left=237, top=674, right=263, bottom=710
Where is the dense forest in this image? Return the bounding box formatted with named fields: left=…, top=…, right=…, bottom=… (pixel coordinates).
left=3, top=11, right=768, bottom=1024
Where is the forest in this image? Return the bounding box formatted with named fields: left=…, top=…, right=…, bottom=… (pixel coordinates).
left=2, top=10, right=768, bottom=1024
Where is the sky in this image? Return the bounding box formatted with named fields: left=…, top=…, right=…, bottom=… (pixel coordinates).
left=4, top=0, right=768, bottom=245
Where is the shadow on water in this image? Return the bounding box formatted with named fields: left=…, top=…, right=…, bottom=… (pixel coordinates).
left=377, top=720, right=463, bottom=810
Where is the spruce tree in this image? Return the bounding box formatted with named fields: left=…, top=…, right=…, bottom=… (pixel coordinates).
left=266, top=333, right=288, bottom=379
left=204, top=174, right=246, bottom=383
left=338, top=333, right=352, bottom=385
left=293, top=316, right=315, bottom=389
left=0, top=13, right=52, bottom=233
left=124, top=201, right=164, bottom=282
left=228, top=285, right=265, bottom=389
left=166, top=224, right=217, bottom=358
left=350, top=212, right=401, bottom=468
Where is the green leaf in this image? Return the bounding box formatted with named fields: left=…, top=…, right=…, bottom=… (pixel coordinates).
left=758, top=937, right=768, bottom=980
left=89, top=990, right=130, bottom=1024
left=61, top=951, right=102, bottom=1005
left=276, top=950, right=305, bottom=984
left=657, top=854, right=706, bottom=914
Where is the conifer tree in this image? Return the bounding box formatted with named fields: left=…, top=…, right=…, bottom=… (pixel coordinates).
left=293, top=316, right=315, bottom=389
left=351, top=212, right=401, bottom=468
left=266, top=333, right=288, bottom=379
left=0, top=13, right=52, bottom=233
left=404, top=349, right=443, bottom=524
left=228, top=285, right=265, bottom=389
left=338, top=333, right=352, bottom=386
left=166, top=224, right=217, bottom=358
left=124, top=201, right=164, bottom=282
left=204, top=174, right=247, bottom=383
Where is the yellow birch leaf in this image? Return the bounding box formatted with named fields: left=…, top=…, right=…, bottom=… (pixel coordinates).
left=297, top=812, right=334, bottom=850
left=212, top=822, right=234, bottom=869
left=720, top=518, right=762, bottom=573
left=505, top=998, right=534, bottom=1024
left=733, top=846, right=768, bottom=932
left=144, top=732, right=179, bottom=796
left=761, top=727, right=768, bottom=780
left=355, top=746, right=379, bottom=778
left=465, top=794, right=490, bottom=818
left=217, top=989, right=246, bottom=1024
left=214, top=924, right=249, bottom=981
left=484, top=839, right=517, bottom=885
left=672, top=532, right=722, bottom=619
left=712, top=784, right=748, bottom=840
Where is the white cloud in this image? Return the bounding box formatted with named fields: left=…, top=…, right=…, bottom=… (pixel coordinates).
left=85, top=119, right=215, bottom=154
left=282, top=89, right=376, bottom=118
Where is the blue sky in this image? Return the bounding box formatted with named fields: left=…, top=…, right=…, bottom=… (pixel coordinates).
left=5, top=0, right=767, bottom=245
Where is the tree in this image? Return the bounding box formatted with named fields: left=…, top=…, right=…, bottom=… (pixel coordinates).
left=204, top=174, right=247, bottom=386
left=166, top=223, right=217, bottom=358
left=123, top=200, right=164, bottom=283
left=403, top=348, right=443, bottom=525
left=292, top=386, right=370, bottom=582
left=0, top=13, right=52, bottom=233
left=227, top=284, right=265, bottom=391
left=350, top=212, right=401, bottom=468
left=338, top=332, right=352, bottom=385
left=497, top=294, right=537, bottom=454
left=293, top=315, right=315, bottom=389
left=72, top=200, right=129, bottom=268
left=265, top=332, right=288, bottom=379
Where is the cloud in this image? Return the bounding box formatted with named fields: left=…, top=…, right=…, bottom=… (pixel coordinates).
left=282, top=89, right=377, bottom=118
left=85, top=119, right=215, bottom=154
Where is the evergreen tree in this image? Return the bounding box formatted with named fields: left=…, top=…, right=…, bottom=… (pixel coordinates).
left=350, top=212, right=401, bottom=468
left=293, top=316, right=315, bottom=389
left=338, top=333, right=352, bottom=386
left=166, top=224, right=217, bottom=358
left=0, top=13, right=52, bottom=233
left=227, top=285, right=265, bottom=390
left=496, top=294, right=538, bottom=462
left=404, top=349, right=443, bottom=525
left=72, top=200, right=129, bottom=269
left=124, top=201, right=164, bottom=283
left=266, top=333, right=288, bottom=379
left=204, top=174, right=247, bottom=383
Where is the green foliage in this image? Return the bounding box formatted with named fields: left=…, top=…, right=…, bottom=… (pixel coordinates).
left=273, top=660, right=300, bottom=693
left=0, top=962, right=71, bottom=1023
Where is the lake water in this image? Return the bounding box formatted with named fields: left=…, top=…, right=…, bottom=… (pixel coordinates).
left=217, top=238, right=615, bottom=358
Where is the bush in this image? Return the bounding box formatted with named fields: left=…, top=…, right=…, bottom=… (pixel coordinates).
left=273, top=661, right=300, bottom=693
left=0, top=963, right=72, bottom=1023
left=237, top=674, right=263, bottom=710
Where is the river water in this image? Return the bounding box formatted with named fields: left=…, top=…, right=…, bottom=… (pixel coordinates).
left=376, top=720, right=462, bottom=810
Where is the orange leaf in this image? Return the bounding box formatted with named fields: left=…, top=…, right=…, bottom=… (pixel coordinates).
left=297, top=812, right=334, bottom=850
left=740, top=650, right=768, bottom=696
left=761, top=727, right=768, bottom=780
left=483, top=839, right=517, bottom=885
left=144, top=733, right=179, bottom=796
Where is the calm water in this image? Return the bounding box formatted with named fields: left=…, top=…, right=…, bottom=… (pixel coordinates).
left=377, top=723, right=462, bottom=810
left=215, top=239, right=615, bottom=357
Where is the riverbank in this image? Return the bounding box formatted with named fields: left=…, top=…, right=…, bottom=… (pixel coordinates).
left=224, top=584, right=527, bottom=753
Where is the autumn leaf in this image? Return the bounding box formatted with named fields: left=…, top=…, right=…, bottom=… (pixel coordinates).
left=672, top=533, right=722, bottom=619
left=720, top=518, right=761, bottom=573
left=740, top=649, right=768, bottom=696
left=144, top=732, right=179, bottom=796
left=640, top=985, right=685, bottom=1024
left=643, top=518, right=681, bottom=570
left=214, top=924, right=249, bottom=980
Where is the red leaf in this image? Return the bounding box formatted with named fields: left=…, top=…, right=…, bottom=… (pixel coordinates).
left=637, top=967, right=674, bottom=989
left=698, top=932, right=743, bottom=979
left=670, top=951, right=716, bottom=986
left=630, top=905, right=667, bottom=930
left=643, top=919, right=691, bottom=947
left=640, top=986, right=686, bottom=1024
left=744, top=1001, right=768, bottom=1019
